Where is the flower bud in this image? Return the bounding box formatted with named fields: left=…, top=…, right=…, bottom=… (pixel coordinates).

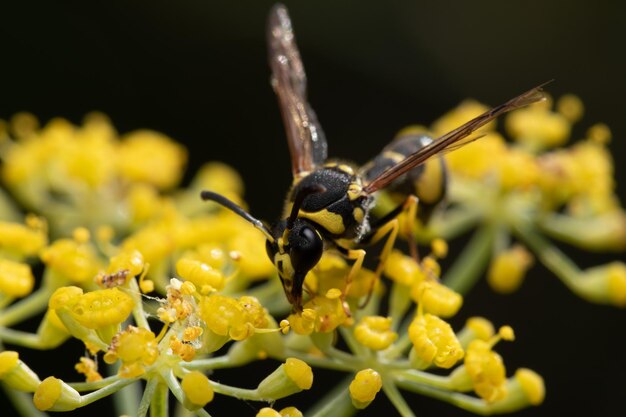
left=349, top=369, right=382, bottom=409
left=0, top=351, right=41, bottom=392
left=256, top=358, right=313, bottom=400
left=181, top=371, right=214, bottom=410
left=33, top=377, right=81, bottom=411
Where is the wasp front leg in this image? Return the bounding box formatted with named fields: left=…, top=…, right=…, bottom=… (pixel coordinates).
left=359, top=195, right=419, bottom=307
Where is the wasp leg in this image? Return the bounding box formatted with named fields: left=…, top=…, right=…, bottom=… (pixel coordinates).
left=334, top=247, right=366, bottom=316
left=359, top=195, right=419, bottom=307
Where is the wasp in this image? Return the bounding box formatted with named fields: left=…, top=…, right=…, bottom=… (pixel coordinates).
left=201, top=4, right=546, bottom=312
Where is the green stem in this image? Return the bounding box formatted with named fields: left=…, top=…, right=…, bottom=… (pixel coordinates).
left=209, top=381, right=260, bottom=400
left=392, top=369, right=454, bottom=390
left=513, top=222, right=582, bottom=291
left=183, top=356, right=233, bottom=370
left=0, top=327, right=45, bottom=349
left=79, top=378, right=137, bottom=407
left=382, top=378, right=416, bottom=417
left=127, top=278, right=150, bottom=330
left=112, top=377, right=141, bottom=416
left=394, top=378, right=491, bottom=415
left=150, top=380, right=169, bottom=417
left=69, top=375, right=123, bottom=391
left=307, top=377, right=355, bottom=417
left=423, top=206, right=482, bottom=241
left=138, top=378, right=159, bottom=417
left=0, top=285, right=52, bottom=326
left=281, top=350, right=356, bottom=372
left=442, top=223, right=497, bottom=294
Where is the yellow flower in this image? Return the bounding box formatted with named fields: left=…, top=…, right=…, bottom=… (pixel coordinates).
left=349, top=368, right=383, bottom=409
left=506, top=99, right=571, bottom=149
left=354, top=316, right=398, bottom=350
left=411, top=280, right=463, bottom=318
left=70, top=288, right=134, bottom=330
left=408, top=313, right=464, bottom=369
left=257, top=358, right=313, bottom=400
left=487, top=245, right=534, bottom=294
left=117, top=130, right=187, bottom=189
left=0, top=259, right=34, bottom=297
left=40, top=236, right=101, bottom=283
left=181, top=371, right=214, bottom=409
left=199, top=294, right=268, bottom=342
left=452, top=326, right=515, bottom=403
left=384, top=249, right=424, bottom=286
left=103, top=326, right=159, bottom=378
left=176, top=257, right=225, bottom=293
left=33, top=377, right=81, bottom=412
left=0, top=351, right=41, bottom=392
left=0, top=218, right=47, bottom=258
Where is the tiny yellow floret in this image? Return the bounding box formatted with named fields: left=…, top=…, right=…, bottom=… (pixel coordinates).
left=257, top=408, right=282, bottom=417
left=349, top=369, right=382, bottom=409
left=514, top=368, right=545, bottom=405
left=354, top=316, right=398, bottom=350
left=181, top=371, right=214, bottom=407
left=285, top=358, right=313, bottom=390
left=488, top=245, right=533, bottom=294
left=0, top=259, right=34, bottom=297
left=409, top=313, right=464, bottom=369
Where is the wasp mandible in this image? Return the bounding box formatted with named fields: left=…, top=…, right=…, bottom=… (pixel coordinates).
left=201, top=4, right=546, bottom=312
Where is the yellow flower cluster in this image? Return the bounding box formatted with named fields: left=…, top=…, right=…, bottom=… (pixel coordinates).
left=0, top=91, right=621, bottom=417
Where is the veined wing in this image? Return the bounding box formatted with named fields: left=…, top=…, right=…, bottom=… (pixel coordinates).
left=267, top=4, right=328, bottom=176
left=364, top=83, right=549, bottom=193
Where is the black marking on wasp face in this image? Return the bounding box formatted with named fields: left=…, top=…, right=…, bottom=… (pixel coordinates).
left=200, top=4, right=548, bottom=312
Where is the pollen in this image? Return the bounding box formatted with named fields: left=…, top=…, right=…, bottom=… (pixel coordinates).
left=354, top=316, right=398, bottom=350
left=74, top=357, right=102, bottom=382
left=170, top=336, right=197, bottom=362
left=104, top=325, right=159, bottom=378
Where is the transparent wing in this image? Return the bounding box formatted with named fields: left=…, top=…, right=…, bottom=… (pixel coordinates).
left=267, top=4, right=328, bottom=176
left=364, top=83, right=549, bottom=193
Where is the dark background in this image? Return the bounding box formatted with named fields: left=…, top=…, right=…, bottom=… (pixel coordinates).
left=1, top=1, right=626, bottom=416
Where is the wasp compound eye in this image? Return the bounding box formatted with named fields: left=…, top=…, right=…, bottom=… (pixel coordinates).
left=289, top=223, right=323, bottom=275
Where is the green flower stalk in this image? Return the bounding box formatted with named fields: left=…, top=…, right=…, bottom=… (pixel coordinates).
left=0, top=90, right=623, bottom=417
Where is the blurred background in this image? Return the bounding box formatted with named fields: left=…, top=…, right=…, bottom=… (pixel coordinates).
left=1, top=1, right=625, bottom=416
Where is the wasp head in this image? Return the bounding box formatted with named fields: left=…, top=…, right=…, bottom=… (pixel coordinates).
left=266, top=218, right=323, bottom=311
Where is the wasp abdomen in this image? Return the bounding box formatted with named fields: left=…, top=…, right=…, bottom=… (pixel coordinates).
left=362, top=133, right=447, bottom=220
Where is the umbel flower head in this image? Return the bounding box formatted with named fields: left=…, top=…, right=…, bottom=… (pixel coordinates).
left=0, top=91, right=621, bottom=417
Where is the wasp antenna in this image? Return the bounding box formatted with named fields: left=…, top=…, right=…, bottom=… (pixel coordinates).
left=287, top=184, right=326, bottom=230
left=200, top=191, right=275, bottom=243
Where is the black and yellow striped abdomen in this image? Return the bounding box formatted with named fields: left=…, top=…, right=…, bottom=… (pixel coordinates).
left=361, top=132, right=447, bottom=220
